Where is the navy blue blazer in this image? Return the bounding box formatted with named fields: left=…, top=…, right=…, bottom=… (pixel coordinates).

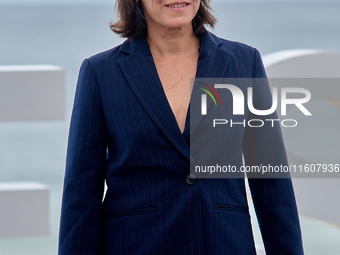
left=59, top=31, right=304, bottom=255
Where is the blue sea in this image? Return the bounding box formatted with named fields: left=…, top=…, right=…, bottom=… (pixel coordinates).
left=0, top=1, right=340, bottom=254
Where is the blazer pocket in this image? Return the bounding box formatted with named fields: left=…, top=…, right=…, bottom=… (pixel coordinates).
left=102, top=206, right=158, bottom=219
left=212, top=203, right=249, bottom=215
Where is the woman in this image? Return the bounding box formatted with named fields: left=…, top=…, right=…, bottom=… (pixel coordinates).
left=59, top=0, right=304, bottom=254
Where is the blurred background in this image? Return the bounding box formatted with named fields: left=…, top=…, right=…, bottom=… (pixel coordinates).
left=0, top=0, right=340, bottom=254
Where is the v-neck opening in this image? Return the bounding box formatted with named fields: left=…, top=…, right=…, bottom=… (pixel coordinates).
left=148, top=49, right=200, bottom=138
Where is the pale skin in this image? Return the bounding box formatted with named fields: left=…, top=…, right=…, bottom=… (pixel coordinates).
left=142, top=0, right=200, bottom=134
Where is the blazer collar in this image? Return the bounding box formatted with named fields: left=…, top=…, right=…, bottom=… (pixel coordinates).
left=117, top=31, right=231, bottom=165
left=118, top=30, right=224, bottom=56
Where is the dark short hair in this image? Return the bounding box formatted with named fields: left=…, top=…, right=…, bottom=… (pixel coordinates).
left=110, top=0, right=216, bottom=39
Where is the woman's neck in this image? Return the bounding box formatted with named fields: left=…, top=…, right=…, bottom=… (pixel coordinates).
left=146, top=24, right=199, bottom=59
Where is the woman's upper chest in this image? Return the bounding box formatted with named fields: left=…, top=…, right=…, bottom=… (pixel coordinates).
left=153, top=57, right=198, bottom=134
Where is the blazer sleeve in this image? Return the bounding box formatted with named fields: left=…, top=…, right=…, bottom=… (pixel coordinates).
left=58, top=58, right=107, bottom=255
left=242, top=49, right=304, bottom=255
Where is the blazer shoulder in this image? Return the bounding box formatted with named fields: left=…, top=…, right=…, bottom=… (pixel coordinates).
left=216, top=35, right=264, bottom=77
left=84, top=41, right=127, bottom=68
left=219, top=36, right=259, bottom=59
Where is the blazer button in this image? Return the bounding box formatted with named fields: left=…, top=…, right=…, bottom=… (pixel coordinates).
left=186, top=173, right=197, bottom=185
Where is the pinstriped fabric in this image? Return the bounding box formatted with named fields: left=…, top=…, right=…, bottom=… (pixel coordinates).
left=58, top=31, right=304, bottom=255
left=59, top=58, right=107, bottom=254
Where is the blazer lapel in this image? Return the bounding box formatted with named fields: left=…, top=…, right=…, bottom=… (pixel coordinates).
left=117, top=32, right=232, bottom=164
left=189, top=31, right=231, bottom=135
left=118, top=36, right=191, bottom=162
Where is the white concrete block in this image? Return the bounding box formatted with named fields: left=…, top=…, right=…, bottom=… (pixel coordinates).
left=263, top=50, right=340, bottom=78
left=0, top=182, right=49, bottom=238
left=263, top=50, right=340, bottom=227
left=0, top=65, right=65, bottom=121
